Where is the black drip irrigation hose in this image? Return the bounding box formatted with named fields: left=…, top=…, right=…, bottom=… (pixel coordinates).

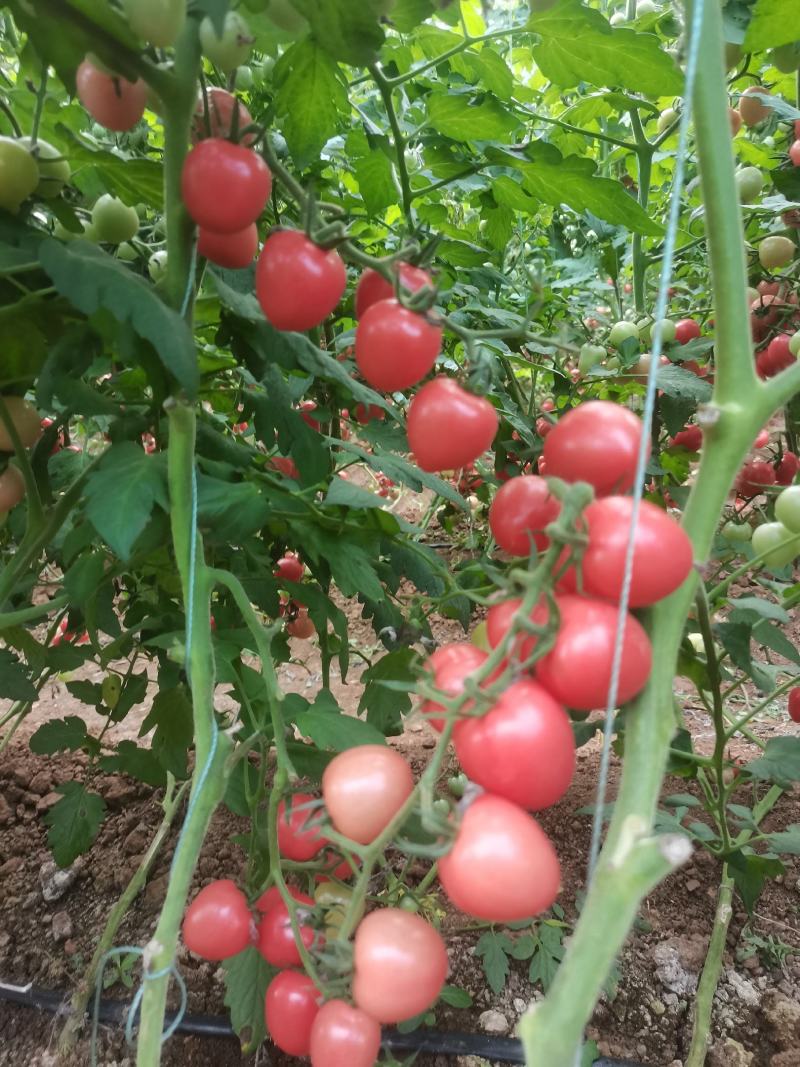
left=0, top=981, right=646, bottom=1067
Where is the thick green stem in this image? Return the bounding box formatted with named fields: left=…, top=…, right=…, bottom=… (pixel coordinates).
left=685, top=868, right=734, bottom=1067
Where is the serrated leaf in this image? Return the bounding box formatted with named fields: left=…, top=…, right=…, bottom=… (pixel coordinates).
left=743, top=0, right=800, bottom=52
left=656, top=363, right=714, bottom=403
left=38, top=239, right=198, bottom=396
left=729, top=596, right=790, bottom=625
left=290, top=688, right=387, bottom=749
left=765, top=825, right=800, bottom=855
left=439, top=984, right=473, bottom=1008
left=325, top=478, right=384, bottom=509
left=391, top=0, right=435, bottom=32
left=0, top=649, right=38, bottom=702
left=752, top=619, right=800, bottom=666
left=428, top=91, right=521, bottom=141
left=274, top=40, right=349, bottom=167
left=334, top=436, right=466, bottom=509
left=358, top=648, right=417, bottom=735
left=30, top=716, right=89, bottom=755
left=466, top=48, right=514, bottom=100
left=139, top=686, right=193, bottom=779
left=65, top=680, right=103, bottom=708
left=43, top=782, right=106, bottom=867
left=64, top=553, right=107, bottom=609
left=99, top=741, right=167, bottom=788
left=475, top=931, right=512, bottom=994
left=353, top=147, right=398, bottom=216
left=223, top=947, right=275, bottom=1054
left=293, top=0, right=385, bottom=65
left=744, top=736, right=800, bottom=787
left=84, top=444, right=168, bottom=560
left=728, top=849, right=784, bottom=913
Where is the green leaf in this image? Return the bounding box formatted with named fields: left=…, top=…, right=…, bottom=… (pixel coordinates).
left=224, top=760, right=262, bottom=818
left=391, top=0, right=435, bottom=32
left=289, top=688, right=388, bottom=750
left=84, top=444, right=168, bottom=560
left=30, top=716, right=89, bottom=755
left=662, top=793, right=701, bottom=808
left=715, top=621, right=773, bottom=694
left=64, top=553, right=107, bottom=609
left=38, top=240, right=198, bottom=396
left=0, top=649, right=38, bottom=702
left=285, top=740, right=335, bottom=781
left=358, top=648, right=417, bottom=735
left=324, top=478, right=384, bottom=510
left=744, top=736, right=800, bottom=787
left=139, top=686, right=193, bottom=779
left=427, top=91, right=521, bottom=141
left=743, top=0, right=800, bottom=51
left=728, top=849, right=784, bottom=913
left=765, top=824, right=800, bottom=855
left=293, top=0, right=385, bottom=65
left=65, top=680, right=103, bottom=708
left=752, top=620, right=800, bottom=667
left=43, top=782, right=106, bottom=867
left=656, top=363, right=713, bottom=403
left=729, top=596, right=790, bottom=625
left=528, top=0, right=683, bottom=96
left=99, top=741, right=167, bottom=788
left=334, top=436, right=466, bottom=510
left=439, top=984, right=473, bottom=1008
left=303, top=529, right=384, bottom=601
left=223, top=947, right=275, bottom=1054
left=466, top=48, right=514, bottom=100
left=348, top=129, right=398, bottom=215
left=274, top=40, right=350, bottom=167
left=475, top=931, right=512, bottom=993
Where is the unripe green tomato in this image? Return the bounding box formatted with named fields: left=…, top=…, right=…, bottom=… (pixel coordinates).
left=758, top=235, right=795, bottom=270
left=721, top=520, right=752, bottom=543
left=447, top=773, right=468, bottom=799
left=266, top=0, right=308, bottom=32
left=471, top=620, right=490, bottom=651
left=116, top=242, right=138, bottom=262
left=608, top=320, right=640, bottom=347
left=769, top=43, right=800, bottom=73
left=686, top=632, right=705, bottom=655
left=199, top=12, right=253, bottom=72
left=0, top=136, right=39, bottom=212
left=254, top=55, right=276, bottom=86
left=18, top=137, right=70, bottom=198
left=235, top=65, right=254, bottom=91
left=91, top=195, right=139, bottom=243
left=148, top=249, right=168, bottom=283
left=636, top=0, right=658, bottom=12
left=775, top=485, right=800, bottom=533
left=605, top=355, right=620, bottom=370
left=651, top=318, right=676, bottom=344
left=735, top=166, right=763, bottom=204
left=789, top=331, right=800, bottom=358
left=657, top=107, right=678, bottom=134
left=122, top=0, right=186, bottom=48
left=751, top=521, right=798, bottom=568
left=578, top=343, right=606, bottom=374
left=102, top=674, right=122, bottom=710
left=724, top=43, right=742, bottom=69
left=609, top=11, right=626, bottom=25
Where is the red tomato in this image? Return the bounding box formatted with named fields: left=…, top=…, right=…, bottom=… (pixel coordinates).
left=0, top=465, right=25, bottom=514
left=674, top=318, right=701, bottom=344
left=453, top=678, right=575, bottom=810
left=541, top=398, right=555, bottom=413
left=438, top=794, right=560, bottom=921
left=765, top=334, right=796, bottom=377
left=543, top=400, right=648, bottom=496
left=753, top=428, right=770, bottom=449
left=352, top=908, right=448, bottom=1023
left=274, top=553, right=304, bottom=583
left=256, top=231, right=346, bottom=331
left=790, top=140, right=800, bottom=167
left=534, top=595, right=652, bottom=710
left=76, top=59, right=146, bottom=131
left=265, top=971, right=320, bottom=1056
left=298, top=400, right=321, bottom=430
left=354, top=403, right=384, bottom=426
left=789, top=687, right=800, bottom=723
left=315, top=850, right=357, bottom=883
left=736, top=460, right=777, bottom=497
left=355, top=263, right=431, bottom=318
left=407, top=378, right=498, bottom=472
left=182, top=879, right=253, bottom=961
left=182, top=139, right=271, bottom=233
left=277, top=793, right=325, bottom=861
left=421, top=643, right=489, bottom=731
left=257, top=892, right=318, bottom=967
left=580, top=496, right=694, bottom=607
left=198, top=224, right=258, bottom=268
left=192, top=87, right=254, bottom=144
left=670, top=425, right=703, bottom=451
left=485, top=596, right=549, bottom=663
left=268, top=455, right=300, bottom=479
left=287, top=608, right=315, bottom=639
left=256, top=884, right=310, bottom=915
left=322, top=745, right=413, bottom=845
left=536, top=416, right=553, bottom=437
left=729, top=106, right=743, bottom=135
left=309, top=1000, right=381, bottom=1067
left=488, top=475, right=561, bottom=556
left=355, top=299, right=442, bottom=392
left=775, top=452, right=799, bottom=485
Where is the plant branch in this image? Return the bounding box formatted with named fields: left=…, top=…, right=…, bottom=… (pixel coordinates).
left=369, top=63, right=413, bottom=224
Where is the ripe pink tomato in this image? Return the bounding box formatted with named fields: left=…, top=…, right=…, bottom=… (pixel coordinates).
left=453, top=678, right=575, bottom=810
left=256, top=231, right=346, bottom=331
left=438, top=794, right=560, bottom=921
left=534, top=594, right=652, bottom=710
left=485, top=596, right=549, bottom=663
left=789, top=687, right=800, bottom=723
left=182, top=139, right=271, bottom=233
left=355, top=263, right=431, bottom=318
left=488, top=475, right=561, bottom=555
left=580, top=496, right=694, bottom=607
left=421, top=643, right=489, bottom=731
left=0, top=465, right=25, bottom=514
left=76, top=59, right=147, bottom=131
left=287, top=607, right=315, bottom=639
left=182, top=879, right=253, bottom=961
left=352, top=908, right=448, bottom=1023
left=790, top=139, right=800, bottom=167
left=256, top=883, right=310, bottom=915
left=670, top=425, right=702, bottom=451
left=265, top=970, right=320, bottom=1056
left=355, top=299, right=442, bottom=391
left=309, top=999, right=381, bottom=1067
left=674, top=318, right=701, bottom=344
left=543, top=400, right=648, bottom=496
left=277, top=793, right=325, bottom=861
left=192, top=87, right=254, bottom=143
left=775, top=451, right=799, bottom=486
left=298, top=400, right=321, bottom=430
left=257, top=892, right=318, bottom=967
left=736, top=460, right=776, bottom=497
left=322, top=745, right=413, bottom=844
left=197, top=224, right=258, bottom=268
left=407, top=378, right=498, bottom=472
left=765, top=334, right=796, bottom=377
left=274, top=553, right=304, bottom=583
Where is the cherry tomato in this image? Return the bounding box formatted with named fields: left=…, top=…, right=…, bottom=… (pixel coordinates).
left=789, top=687, right=800, bottom=723
left=488, top=475, right=561, bottom=556
left=287, top=607, right=316, bottom=639
left=790, top=140, right=800, bottom=167
left=76, top=59, right=147, bottom=132
left=182, top=139, right=271, bottom=234
left=315, top=850, right=357, bottom=883
left=322, top=745, right=413, bottom=844
left=485, top=596, right=549, bottom=663
left=265, top=970, right=319, bottom=1056
left=738, top=85, right=772, bottom=126
left=192, top=87, right=255, bottom=144
left=199, top=11, right=253, bottom=72
left=751, top=522, right=797, bottom=569
left=534, top=594, right=652, bottom=710
left=736, top=460, right=776, bottom=498
left=182, top=879, right=253, bottom=961
left=776, top=485, right=800, bottom=532
left=309, top=999, right=381, bottom=1067
left=421, top=643, right=489, bottom=731
left=257, top=892, right=318, bottom=967
left=543, top=400, right=648, bottom=496
left=670, top=425, right=702, bottom=451
left=256, top=883, right=311, bottom=915
left=18, top=136, right=69, bottom=199
left=759, top=236, right=795, bottom=270
left=0, top=465, right=25, bottom=514
left=775, top=452, right=799, bottom=486
left=0, top=138, right=39, bottom=212
left=198, top=224, right=258, bottom=268
left=355, top=299, right=442, bottom=391
left=91, top=194, right=139, bottom=244
left=580, top=496, right=694, bottom=607
left=407, top=378, right=498, bottom=472
left=268, top=454, right=300, bottom=479
left=438, top=794, right=560, bottom=921
left=354, top=403, right=384, bottom=426
left=729, top=106, right=743, bottom=135
left=122, top=0, right=185, bottom=47
left=256, top=231, right=346, bottom=331
left=453, top=678, right=575, bottom=810
left=274, top=553, right=304, bottom=583
left=354, top=263, right=431, bottom=318
left=0, top=396, right=42, bottom=451
left=277, top=793, right=325, bottom=861
left=765, top=334, right=797, bottom=377
left=352, top=908, right=448, bottom=1023
left=674, top=318, right=701, bottom=344
left=313, top=881, right=363, bottom=938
